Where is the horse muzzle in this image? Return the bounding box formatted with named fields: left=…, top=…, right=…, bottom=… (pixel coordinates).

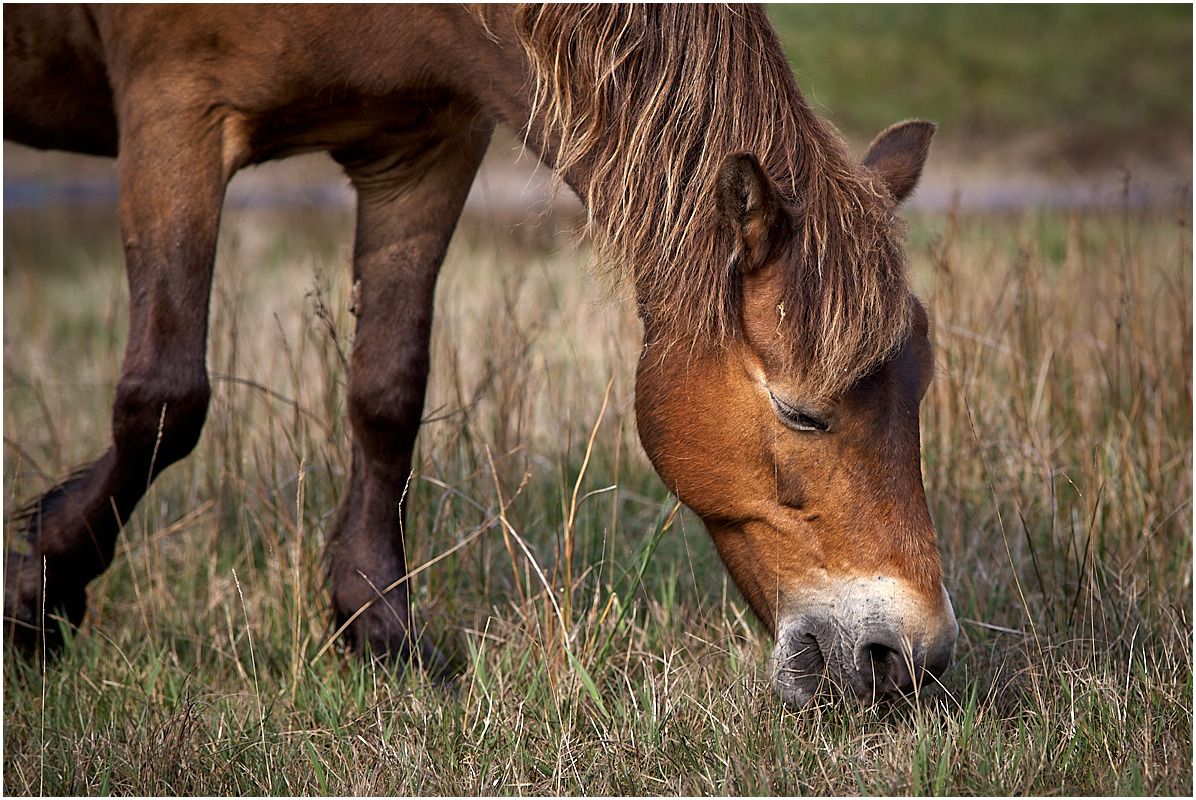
left=769, top=578, right=958, bottom=708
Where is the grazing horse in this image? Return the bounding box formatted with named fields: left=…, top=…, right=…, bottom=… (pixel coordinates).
left=3, top=4, right=958, bottom=708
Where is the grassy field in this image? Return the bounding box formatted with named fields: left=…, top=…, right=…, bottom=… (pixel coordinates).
left=3, top=5, right=1192, bottom=794
left=3, top=180, right=1191, bottom=793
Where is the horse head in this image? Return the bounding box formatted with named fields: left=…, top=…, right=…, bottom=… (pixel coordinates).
left=634, top=121, right=958, bottom=708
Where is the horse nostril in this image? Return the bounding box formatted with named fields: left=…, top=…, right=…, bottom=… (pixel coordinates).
left=860, top=641, right=914, bottom=696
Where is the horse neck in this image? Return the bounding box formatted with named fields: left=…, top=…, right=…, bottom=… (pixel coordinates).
left=458, top=7, right=560, bottom=167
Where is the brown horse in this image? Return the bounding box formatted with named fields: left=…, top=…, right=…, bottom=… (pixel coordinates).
left=4, top=4, right=957, bottom=708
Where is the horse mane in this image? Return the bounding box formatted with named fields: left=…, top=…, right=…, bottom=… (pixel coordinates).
left=512, top=3, right=915, bottom=399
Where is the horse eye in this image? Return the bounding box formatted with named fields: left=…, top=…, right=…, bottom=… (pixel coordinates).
left=769, top=392, right=829, bottom=433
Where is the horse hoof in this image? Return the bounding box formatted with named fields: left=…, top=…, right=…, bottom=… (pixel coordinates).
left=3, top=551, right=87, bottom=654
left=337, top=608, right=457, bottom=683
left=413, top=636, right=457, bottom=685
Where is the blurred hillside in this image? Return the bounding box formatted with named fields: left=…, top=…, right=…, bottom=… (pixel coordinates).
left=769, top=4, right=1191, bottom=171
left=4, top=5, right=1191, bottom=213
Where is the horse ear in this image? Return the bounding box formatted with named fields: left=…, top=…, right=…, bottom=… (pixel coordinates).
left=863, top=120, right=936, bottom=204
left=717, top=151, right=786, bottom=273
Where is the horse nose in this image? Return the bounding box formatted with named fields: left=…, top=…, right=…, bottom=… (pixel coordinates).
left=770, top=582, right=958, bottom=708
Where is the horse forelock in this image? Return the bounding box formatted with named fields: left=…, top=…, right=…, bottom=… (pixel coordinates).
left=513, top=3, right=914, bottom=399
left=780, top=178, right=917, bottom=400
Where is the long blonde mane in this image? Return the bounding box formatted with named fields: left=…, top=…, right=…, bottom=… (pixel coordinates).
left=513, top=4, right=914, bottom=398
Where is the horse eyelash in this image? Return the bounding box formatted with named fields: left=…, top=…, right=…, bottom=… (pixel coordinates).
left=769, top=392, right=829, bottom=433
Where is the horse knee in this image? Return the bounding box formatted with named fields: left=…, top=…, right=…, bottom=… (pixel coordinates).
left=112, top=365, right=210, bottom=469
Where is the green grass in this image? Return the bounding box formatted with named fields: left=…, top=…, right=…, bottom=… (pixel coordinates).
left=3, top=191, right=1191, bottom=794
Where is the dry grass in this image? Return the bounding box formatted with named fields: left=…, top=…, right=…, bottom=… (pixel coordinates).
left=3, top=184, right=1191, bottom=793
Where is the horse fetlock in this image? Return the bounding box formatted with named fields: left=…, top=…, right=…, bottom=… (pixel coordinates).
left=112, top=376, right=210, bottom=467
left=113, top=370, right=210, bottom=425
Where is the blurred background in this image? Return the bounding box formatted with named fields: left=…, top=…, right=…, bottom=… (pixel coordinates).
left=4, top=4, right=1191, bottom=216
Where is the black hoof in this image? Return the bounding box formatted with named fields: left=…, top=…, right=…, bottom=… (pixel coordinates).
left=4, top=551, right=87, bottom=655
left=337, top=606, right=457, bottom=684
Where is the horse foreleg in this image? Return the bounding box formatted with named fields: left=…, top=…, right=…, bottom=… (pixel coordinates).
left=5, top=110, right=231, bottom=651
left=328, top=122, right=492, bottom=673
